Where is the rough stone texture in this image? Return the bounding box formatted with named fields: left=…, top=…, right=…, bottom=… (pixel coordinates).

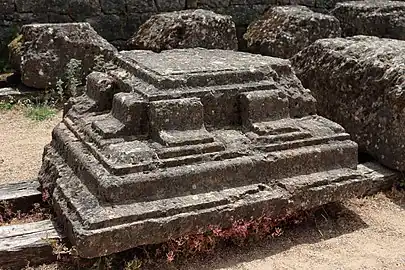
left=38, top=47, right=397, bottom=258
left=291, top=36, right=405, bottom=171
left=9, top=23, right=117, bottom=89
left=332, top=1, right=405, bottom=40
left=128, top=9, right=238, bottom=51
left=0, top=0, right=369, bottom=53
left=244, top=6, right=341, bottom=58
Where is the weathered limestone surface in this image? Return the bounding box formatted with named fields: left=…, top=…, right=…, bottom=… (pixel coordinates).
left=39, top=48, right=397, bottom=258
left=128, top=9, right=238, bottom=51
left=0, top=0, right=369, bottom=53
left=9, top=23, right=117, bottom=89
left=244, top=6, right=341, bottom=58
left=292, top=36, right=405, bottom=171
left=332, top=1, right=405, bottom=39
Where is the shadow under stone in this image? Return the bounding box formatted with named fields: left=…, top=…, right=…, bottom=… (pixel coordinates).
left=151, top=202, right=368, bottom=270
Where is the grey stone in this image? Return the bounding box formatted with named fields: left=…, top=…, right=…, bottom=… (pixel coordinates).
left=15, top=0, right=45, bottom=12
left=332, top=0, right=405, bottom=40
left=215, top=4, right=267, bottom=26
left=156, top=0, right=186, bottom=12
left=128, top=9, right=238, bottom=51
left=197, top=0, right=231, bottom=9
left=13, top=12, right=49, bottom=25
left=244, top=5, right=341, bottom=58
left=38, top=48, right=397, bottom=258
left=9, top=23, right=117, bottom=89
left=0, top=0, right=359, bottom=55
left=86, top=14, right=125, bottom=41
left=48, top=13, right=73, bottom=24
left=100, top=0, right=126, bottom=14
left=0, top=0, right=15, bottom=15
left=68, top=0, right=102, bottom=21
left=126, top=0, right=157, bottom=13
left=291, top=36, right=405, bottom=171
left=123, top=12, right=154, bottom=40
left=0, top=85, right=43, bottom=103
left=15, top=0, right=69, bottom=13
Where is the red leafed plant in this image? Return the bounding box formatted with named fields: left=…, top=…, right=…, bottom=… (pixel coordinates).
left=163, top=213, right=303, bottom=263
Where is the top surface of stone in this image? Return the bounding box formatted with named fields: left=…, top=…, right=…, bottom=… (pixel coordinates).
left=117, top=48, right=294, bottom=91
left=153, top=8, right=232, bottom=18
left=244, top=5, right=341, bottom=58
left=335, top=0, right=405, bottom=9
left=120, top=49, right=286, bottom=76
left=21, top=22, right=116, bottom=50
left=317, top=35, right=405, bottom=59
left=270, top=5, right=331, bottom=18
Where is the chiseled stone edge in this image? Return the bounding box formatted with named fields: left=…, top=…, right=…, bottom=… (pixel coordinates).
left=42, top=143, right=398, bottom=258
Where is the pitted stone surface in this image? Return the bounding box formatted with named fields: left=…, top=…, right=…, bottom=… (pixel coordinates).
left=128, top=9, right=238, bottom=51
left=9, top=23, right=117, bottom=89
left=39, top=48, right=397, bottom=258
left=332, top=1, right=405, bottom=40
left=292, top=36, right=405, bottom=171
left=244, top=5, right=341, bottom=58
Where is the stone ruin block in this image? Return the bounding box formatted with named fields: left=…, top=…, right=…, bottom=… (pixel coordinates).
left=244, top=5, right=341, bottom=58
left=39, top=48, right=397, bottom=258
left=292, top=36, right=405, bottom=171
left=332, top=0, right=405, bottom=40
left=127, top=9, right=238, bottom=52
left=9, top=23, right=117, bottom=89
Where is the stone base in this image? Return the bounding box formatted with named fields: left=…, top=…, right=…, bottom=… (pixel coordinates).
left=42, top=142, right=397, bottom=258
left=38, top=48, right=399, bottom=259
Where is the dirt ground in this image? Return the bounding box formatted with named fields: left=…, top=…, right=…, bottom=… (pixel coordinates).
left=1, top=108, right=405, bottom=270
left=0, top=108, right=62, bottom=184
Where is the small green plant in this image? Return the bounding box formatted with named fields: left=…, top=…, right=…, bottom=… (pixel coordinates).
left=0, top=95, right=16, bottom=110
left=398, top=176, right=405, bottom=189
left=0, top=101, right=14, bottom=110
left=64, top=58, right=82, bottom=98
left=25, top=103, right=56, bottom=121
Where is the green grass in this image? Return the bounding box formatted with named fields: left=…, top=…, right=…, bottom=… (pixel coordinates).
left=25, top=104, right=57, bottom=121
left=0, top=101, right=14, bottom=110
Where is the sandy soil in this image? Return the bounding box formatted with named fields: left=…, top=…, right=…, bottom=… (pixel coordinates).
left=0, top=108, right=62, bottom=184
left=32, top=192, right=405, bottom=270
left=197, top=192, right=405, bottom=270
left=1, top=107, right=405, bottom=270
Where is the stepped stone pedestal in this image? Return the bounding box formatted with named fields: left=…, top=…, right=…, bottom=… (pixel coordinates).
left=39, top=48, right=397, bottom=258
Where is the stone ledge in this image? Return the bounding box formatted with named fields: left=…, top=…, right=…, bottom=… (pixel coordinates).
left=44, top=142, right=398, bottom=258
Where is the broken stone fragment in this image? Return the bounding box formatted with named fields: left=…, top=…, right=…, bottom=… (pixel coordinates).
left=244, top=5, right=341, bottom=59
left=9, top=22, right=117, bottom=90
left=332, top=0, right=405, bottom=40
left=291, top=36, right=405, bottom=171
left=127, top=9, right=238, bottom=51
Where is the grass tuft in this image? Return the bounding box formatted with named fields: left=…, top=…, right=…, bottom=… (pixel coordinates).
left=25, top=104, right=57, bottom=121
left=0, top=101, right=14, bottom=110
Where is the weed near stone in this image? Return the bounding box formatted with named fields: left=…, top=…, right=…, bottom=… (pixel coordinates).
left=0, top=101, right=14, bottom=110
left=24, top=104, right=57, bottom=121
